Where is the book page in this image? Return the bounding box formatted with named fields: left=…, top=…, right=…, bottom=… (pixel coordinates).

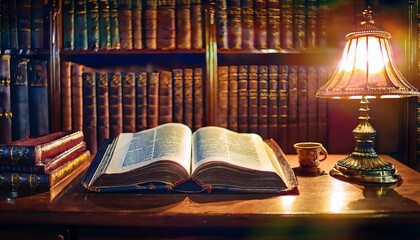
left=191, top=126, right=275, bottom=172
left=105, top=123, right=192, bottom=174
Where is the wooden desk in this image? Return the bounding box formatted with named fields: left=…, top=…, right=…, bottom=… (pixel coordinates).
left=0, top=155, right=419, bottom=239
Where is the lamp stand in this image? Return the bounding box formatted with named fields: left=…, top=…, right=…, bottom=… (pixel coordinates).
left=330, top=96, right=401, bottom=183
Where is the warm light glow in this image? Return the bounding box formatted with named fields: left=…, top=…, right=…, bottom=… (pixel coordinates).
left=329, top=180, right=347, bottom=213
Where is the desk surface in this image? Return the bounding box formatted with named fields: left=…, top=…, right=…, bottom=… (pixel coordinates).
left=0, top=155, right=419, bottom=238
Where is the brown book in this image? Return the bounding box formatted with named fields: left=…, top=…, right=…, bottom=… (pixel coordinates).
left=293, top=0, right=306, bottom=49
left=217, top=66, right=229, bottom=128
left=238, top=65, right=248, bottom=133
left=71, top=64, right=84, bottom=132
left=135, top=71, right=148, bottom=131
left=193, top=68, right=203, bottom=130
left=228, top=65, right=238, bottom=131
left=61, top=61, right=72, bottom=132
left=176, top=0, right=191, bottom=49
left=317, top=66, right=329, bottom=148
left=147, top=72, right=159, bottom=128
left=241, top=0, right=254, bottom=49
left=268, top=65, right=278, bottom=141
left=173, top=69, right=184, bottom=123
left=278, top=65, right=288, bottom=153
left=267, top=0, right=280, bottom=49
left=122, top=72, right=136, bottom=132
left=144, top=0, right=158, bottom=49
left=227, top=0, right=241, bottom=49
left=306, top=0, right=318, bottom=49
left=0, top=131, right=84, bottom=166
left=280, top=0, right=293, bottom=49
left=96, top=72, right=110, bottom=146
left=287, top=65, right=298, bottom=153
left=248, top=65, right=259, bottom=133
left=159, top=70, right=173, bottom=124
left=132, top=0, right=143, bottom=49
left=82, top=70, right=98, bottom=153
left=157, top=0, right=176, bottom=49
left=117, top=0, right=133, bottom=49
left=258, top=65, right=269, bottom=139
left=109, top=0, right=121, bottom=49
left=216, top=0, right=228, bottom=49
left=190, top=0, right=202, bottom=49
left=317, top=0, right=329, bottom=48
left=307, top=66, right=318, bottom=141
left=297, top=66, right=308, bottom=143
left=254, top=0, right=267, bottom=49
left=109, top=72, right=123, bottom=138
left=183, top=68, right=194, bottom=128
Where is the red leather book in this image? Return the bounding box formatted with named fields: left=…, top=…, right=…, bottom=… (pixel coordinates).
left=135, top=71, right=148, bottom=131
left=190, top=0, right=202, bottom=49
left=297, top=66, right=308, bottom=143
left=183, top=68, right=194, bottom=128
left=173, top=69, right=184, bottom=123
left=228, top=65, right=238, bottom=131
left=241, top=0, right=254, bottom=49
left=306, top=0, right=318, bottom=49
left=278, top=65, right=288, bottom=153
left=117, top=0, right=133, bottom=49
left=132, top=0, right=143, bottom=49
left=258, top=65, right=269, bottom=139
left=287, top=65, right=298, bottom=153
left=176, top=0, right=191, bottom=49
left=147, top=72, right=159, bottom=128
left=216, top=0, right=228, bottom=49
left=61, top=61, right=72, bottom=132
left=71, top=64, right=84, bottom=132
left=238, top=65, right=248, bottom=133
left=109, top=72, right=123, bottom=138
left=248, top=65, right=259, bottom=134
left=158, top=70, right=173, bottom=124
left=193, top=68, right=203, bottom=130
left=267, top=0, right=280, bottom=49
left=267, top=65, right=278, bottom=141
left=293, top=0, right=306, bottom=49
left=317, top=0, right=329, bottom=48
left=157, top=0, right=175, bottom=49
left=227, top=0, right=241, bottom=49
left=217, top=66, right=229, bottom=128
left=280, top=0, right=293, bottom=49
left=254, top=0, right=267, bottom=49
left=144, top=0, right=157, bottom=49
left=122, top=72, right=136, bottom=132
left=0, top=131, right=84, bottom=166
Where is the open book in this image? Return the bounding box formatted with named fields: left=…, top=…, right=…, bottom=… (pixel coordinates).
left=81, top=123, right=298, bottom=194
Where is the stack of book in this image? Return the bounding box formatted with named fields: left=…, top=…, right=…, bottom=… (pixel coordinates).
left=0, top=131, right=91, bottom=192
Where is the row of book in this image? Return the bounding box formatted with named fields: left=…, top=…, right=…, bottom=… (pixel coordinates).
left=217, top=64, right=331, bottom=153
left=61, top=62, right=205, bottom=153
left=216, top=0, right=329, bottom=50
left=62, top=0, right=204, bottom=51
left=0, top=55, right=50, bottom=144
left=0, top=0, right=46, bottom=51
left=0, top=131, right=91, bottom=193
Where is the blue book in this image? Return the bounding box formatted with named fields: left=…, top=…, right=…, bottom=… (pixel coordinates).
left=29, top=59, right=49, bottom=137
left=0, top=55, right=12, bottom=144
left=11, top=58, right=30, bottom=140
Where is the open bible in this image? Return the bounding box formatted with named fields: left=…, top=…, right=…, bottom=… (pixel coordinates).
left=81, top=123, right=298, bottom=194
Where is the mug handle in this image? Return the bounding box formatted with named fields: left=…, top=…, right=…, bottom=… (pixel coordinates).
left=319, top=146, right=328, bottom=161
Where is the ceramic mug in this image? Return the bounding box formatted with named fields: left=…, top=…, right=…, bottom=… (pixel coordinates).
left=294, top=142, right=328, bottom=168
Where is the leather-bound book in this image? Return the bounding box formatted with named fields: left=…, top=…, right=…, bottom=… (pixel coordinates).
left=0, top=55, right=12, bottom=144
left=248, top=65, right=259, bottom=133
left=122, top=72, right=136, bottom=132
left=217, top=66, right=229, bottom=128
left=238, top=65, right=248, bottom=133
left=62, top=0, right=75, bottom=50
left=157, top=0, right=175, bottom=49
left=193, top=68, right=203, bottom=130
left=1, top=0, right=11, bottom=50
left=190, top=0, right=202, bottom=49
left=183, top=68, right=194, bottom=128
left=280, top=0, right=293, bottom=49
left=17, top=0, right=31, bottom=49
left=132, top=0, right=143, bottom=49
left=176, top=0, right=191, bottom=49
left=227, top=0, right=241, bottom=49
left=258, top=65, right=269, bottom=139
left=109, top=72, right=123, bottom=138
left=87, top=0, right=100, bottom=50
left=117, top=0, right=133, bottom=49
left=306, top=0, right=317, bottom=49
left=293, top=0, right=306, bottom=49
left=278, top=65, right=288, bottom=153
left=74, top=0, right=88, bottom=50
left=173, top=68, right=184, bottom=123
left=297, top=65, right=308, bottom=142
left=11, top=58, right=30, bottom=141
left=9, top=0, right=18, bottom=49
left=267, top=0, right=280, bottom=49
left=228, top=65, right=238, bottom=131
left=215, top=0, right=228, bottom=49
left=307, top=65, right=318, bottom=141
left=82, top=71, right=98, bottom=153
left=61, top=61, right=72, bottom=132
left=317, top=66, right=329, bottom=147
left=98, top=0, right=111, bottom=49
left=147, top=71, right=159, bottom=128
left=0, top=130, right=84, bottom=165
left=109, top=0, right=121, bottom=49
left=29, top=59, right=49, bottom=138
left=158, top=70, right=173, bottom=124
left=135, top=71, right=147, bottom=131
left=241, top=0, right=254, bottom=49
left=254, top=0, right=267, bottom=49
left=31, top=0, right=45, bottom=49
left=71, top=64, right=84, bottom=131
left=144, top=0, right=157, bottom=49
left=317, top=0, right=329, bottom=48
left=267, top=65, right=278, bottom=141
left=96, top=72, right=110, bottom=147
left=287, top=65, right=298, bottom=153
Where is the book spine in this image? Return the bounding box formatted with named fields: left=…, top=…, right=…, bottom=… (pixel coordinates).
left=172, top=68, right=183, bottom=123
left=297, top=65, right=308, bottom=142
left=267, top=65, right=278, bottom=141
left=82, top=71, right=98, bottom=153
left=228, top=65, right=238, bottom=131
left=118, top=0, right=133, bottom=49
left=193, top=68, right=203, bottom=130
left=144, top=0, right=157, bottom=49
left=0, top=55, right=12, bottom=144
left=190, top=0, right=202, bottom=49
left=215, top=0, right=228, bottom=49
left=280, top=0, right=293, bottom=49
left=278, top=65, right=288, bottom=152
left=31, top=0, right=44, bottom=49
left=109, top=0, right=120, bottom=49
left=176, top=0, right=191, bottom=49
left=183, top=68, right=193, bottom=128
left=238, top=65, right=248, bottom=132
left=17, top=0, right=32, bottom=49
left=9, top=0, right=18, bottom=49
left=317, top=65, right=329, bottom=147
left=71, top=64, right=84, bottom=131
left=29, top=59, right=49, bottom=138
left=293, top=0, right=306, bottom=49
left=306, top=0, right=317, bottom=49
left=11, top=58, right=30, bottom=141
left=158, top=70, right=173, bottom=124
left=241, top=0, right=254, bottom=49
left=74, top=0, right=88, bottom=50
left=267, top=0, right=280, bottom=49
left=317, top=0, right=329, bottom=48
left=135, top=71, right=147, bottom=131
left=157, top=0, right=175, bottom=49
left=62, top=0, right=75, bottom=50
left=248, top=65, right=258, bottom=133
left=307, top=65, right=318, bottom=141
left=227, top=0, right=241, bottom=49
left=109, top=72, right=123, bottom=138
left=132, top=0, right=143, bottom=49
left=258, top=65, right=269, bottom=139
left=1, top=0, right=10, bottom=50
left=217, top=66, right=229, bottom=128
left=98, top=0, right=111, bottom=49
left=147, top=71, right=159, bottom=128
left=254, top=0, right=267, bottom=49
left=122, top=72, right=136, bottom=132
left=87, top=0, right=100, bottom=50
left=287, top=65, right=298, bottom=153
left=61, top=61, right=72, bottom=131
left=96, top=72, right=110, bottom=145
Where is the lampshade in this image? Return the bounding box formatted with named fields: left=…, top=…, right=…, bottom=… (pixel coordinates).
left=316, top=8, right=420, bottom=99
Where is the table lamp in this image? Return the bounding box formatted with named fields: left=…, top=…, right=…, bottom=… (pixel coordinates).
left=316, top=7, right=420, bottom=184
